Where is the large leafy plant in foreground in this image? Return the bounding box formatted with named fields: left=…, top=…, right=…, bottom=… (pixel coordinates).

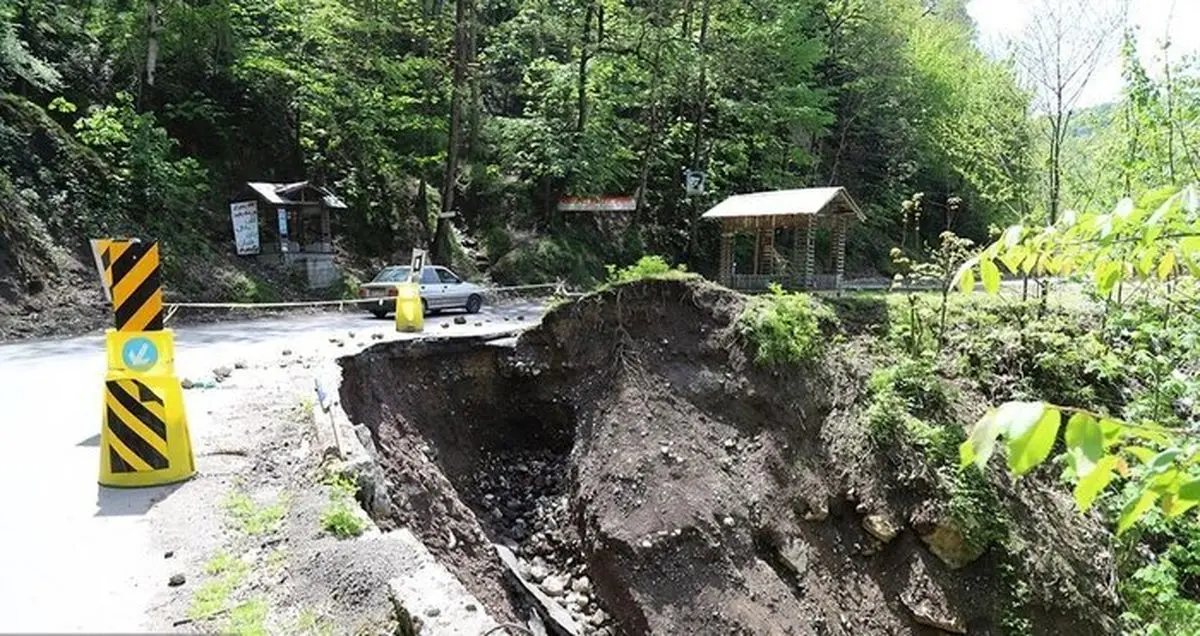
left=954, top=184, right=1200, bottom=533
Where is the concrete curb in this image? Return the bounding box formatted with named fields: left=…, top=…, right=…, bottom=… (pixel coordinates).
left=310, top=359, right=393, bottom=520
left=388, top=529, right=502, bottom=635
left=307, top=341, right=510, bottom=634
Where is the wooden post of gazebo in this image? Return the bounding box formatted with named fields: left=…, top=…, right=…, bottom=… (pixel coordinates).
left=702, top=187, right=863, bottom=291
left=719, top=230, right=734, bottom=286
left=834, top=215, right=847, bottom=290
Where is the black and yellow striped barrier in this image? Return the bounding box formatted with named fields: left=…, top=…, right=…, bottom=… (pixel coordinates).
left=92, top=238, right=195, bottom=488
left=96, top=238, right=165, bottom=332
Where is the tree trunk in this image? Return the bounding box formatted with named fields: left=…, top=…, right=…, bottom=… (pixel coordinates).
left=433, top=0, right=472, bottom=265
left=1164, top=43, right=1176, bottom=184
left=686, top=0, right=711, bottom=263
left=145, top=0, right=160, bottom=89
left=576, top=4, right=593, bottom=133
left=416, top=178, right=432, bottom=246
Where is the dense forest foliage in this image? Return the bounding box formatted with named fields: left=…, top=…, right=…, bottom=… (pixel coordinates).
left=1, top=0, right=1038, bottom=285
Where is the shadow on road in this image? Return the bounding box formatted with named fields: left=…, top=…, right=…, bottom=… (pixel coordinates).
left=95, top=482, right=183, bottom=517
left=76, top=433, right=100, bottom=447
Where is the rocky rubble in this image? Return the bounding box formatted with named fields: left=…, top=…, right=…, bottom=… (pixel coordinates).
left=470, top=450, right=616, bottom=635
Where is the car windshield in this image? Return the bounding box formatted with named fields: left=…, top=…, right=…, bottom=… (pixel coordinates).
left=372, top=266, right=412, bottom=283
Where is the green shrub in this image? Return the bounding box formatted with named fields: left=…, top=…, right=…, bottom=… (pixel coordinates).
left=604, top=255, right=689, bottom=285
left=737, top=286, right=834, bottom=366
left=943, top=302, right=1123, bottom=410
left=865, top=357, right=955, bottom=455
left=865, top=355, right=1005, bottom=551
left=1112, top=480, right=1200, bottom=635
left=868, top=356, right=952, bottom=419
left=320, top=474, right=366, bottom=539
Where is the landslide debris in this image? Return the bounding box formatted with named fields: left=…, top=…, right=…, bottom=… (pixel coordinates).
left=339, top=278, right=1119, bottom=635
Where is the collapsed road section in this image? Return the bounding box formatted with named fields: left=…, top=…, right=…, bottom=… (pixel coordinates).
left=338, top=279, right=1119, bottom=635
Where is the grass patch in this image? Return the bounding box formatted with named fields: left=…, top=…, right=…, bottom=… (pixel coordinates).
left=188, top=552, right=250, bottom=621
left=320, top=474, right=367, bottom=539
left=204, top=550, right=245, bottom=576
left=295, top=608, right=336, bottom=636
left=228, top=596, right=269, bottom=636
left=224, top=489, right=289, bottom=536
left=737, top=285, right=836, bottom=366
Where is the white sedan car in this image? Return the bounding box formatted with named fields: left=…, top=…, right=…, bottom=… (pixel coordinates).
left=358, top=265, right=485, bottom=318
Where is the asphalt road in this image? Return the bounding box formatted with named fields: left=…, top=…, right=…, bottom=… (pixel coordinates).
left=0, top=300, right=544, bottom=632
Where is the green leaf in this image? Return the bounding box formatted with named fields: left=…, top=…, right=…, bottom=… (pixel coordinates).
left=980, top=258, right=1001, bottom=294
left=1162, top=494, right=1199, bottom=519
left=1136, top=249, right=1155, bottom=278
left=1157, top=251, right=1177, bottom=280
left=1148, top=191, right=1181, bottom=225
left=1167, top=478, right=1200, bottom=518
left=1064, top=412, right=1103, bottom=476
left=1074, top=456, right=1117, bottom=512
left=999, top=245, right=1025, bottom=274
left=996, top=401, right=1045, bottom=437
left=1124, top=446, right=1157, bottom=465
left=1124, top=425, right=1172, bottom=445
left=1150, top=467, right=1181, bottom=492
left=1021, top=251, right=1039, bottom=274
left=1100, top=419, right=1125, bottom=447
left=1181, top=237, right=1200, bottom=262
left=1143, top=225, right=1164, bottom=246
left=1148, top=449, right=1182, bottom=473
left=956, top=264, right=976, bottom=294
left=1095, top=260, right=1121, bottom=296
left=961, top=409, right=1004, bottom=470
left=1007, top=406, right=1060, bottom=476
left=1117, top=490, right=1159, bottom=535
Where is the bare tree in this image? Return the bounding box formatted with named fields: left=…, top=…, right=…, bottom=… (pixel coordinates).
left=1011, top=0, right=1127, bottom=225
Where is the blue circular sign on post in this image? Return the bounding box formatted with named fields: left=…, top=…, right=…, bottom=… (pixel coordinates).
left=122, top=337, right=159, bottom=373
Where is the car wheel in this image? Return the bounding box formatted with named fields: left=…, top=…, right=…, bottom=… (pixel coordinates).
left=370, top=309, right=388, bottom=319
left=421, top=299, right=429, bottom=315
left=466, top=294, right=483, bottom=314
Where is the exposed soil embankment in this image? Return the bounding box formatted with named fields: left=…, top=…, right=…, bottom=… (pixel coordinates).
left=339, top=279, right=1119, bottom=635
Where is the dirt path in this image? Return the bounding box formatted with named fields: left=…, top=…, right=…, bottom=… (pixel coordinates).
left=140, top=338, right=516, bottom=635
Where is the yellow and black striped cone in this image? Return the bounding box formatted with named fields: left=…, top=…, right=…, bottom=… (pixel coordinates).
left=98, top=372, right=195, bottom=488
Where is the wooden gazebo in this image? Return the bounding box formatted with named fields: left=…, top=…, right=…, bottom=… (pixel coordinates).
left=702, top=187, right=863, bottom=291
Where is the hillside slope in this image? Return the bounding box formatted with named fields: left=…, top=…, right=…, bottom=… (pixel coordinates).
left=0, top=94, right=126, bottom=339
left=0, top=94, right=335, bottom=341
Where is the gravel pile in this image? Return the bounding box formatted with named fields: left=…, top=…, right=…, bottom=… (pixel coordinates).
left=470, top=449, right=616, bottom=635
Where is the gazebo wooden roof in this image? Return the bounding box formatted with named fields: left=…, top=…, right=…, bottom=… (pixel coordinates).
left=701, top=186, right=863, bottom=230
left=702, top=187, right=863, bottom=291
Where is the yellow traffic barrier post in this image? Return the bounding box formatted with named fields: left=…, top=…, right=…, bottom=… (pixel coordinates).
left=93, top=238, right=195, bottom=488
left=394, top=282, right=424, bottom=332
left=395, top=248, right=426, bottom=333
